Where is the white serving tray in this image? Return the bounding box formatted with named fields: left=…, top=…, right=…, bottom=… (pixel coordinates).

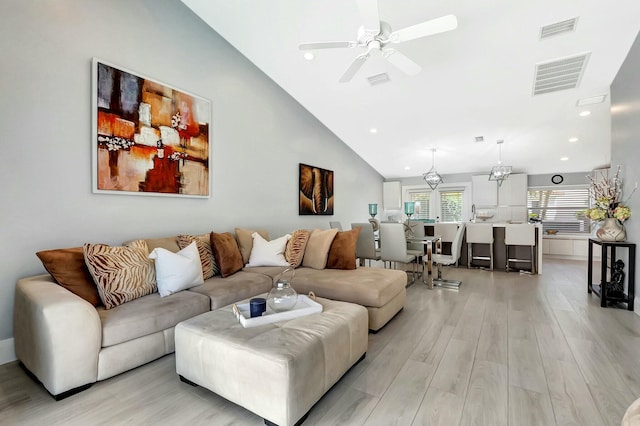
left=233, top=294, right=323, bottom=328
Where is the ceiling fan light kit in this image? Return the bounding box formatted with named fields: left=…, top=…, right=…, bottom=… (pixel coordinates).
left=298, top=0, right=457, bottom=82
left=488, top=140, right=512, bottom=187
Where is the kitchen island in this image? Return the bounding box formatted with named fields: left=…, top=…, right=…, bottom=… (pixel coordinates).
left=425, top=222, right=543, bottom=274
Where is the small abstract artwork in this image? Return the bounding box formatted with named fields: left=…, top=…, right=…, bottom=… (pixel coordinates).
left=92, top=58, right=211, bottom=197
left=299, top=163, right=334, bottom=215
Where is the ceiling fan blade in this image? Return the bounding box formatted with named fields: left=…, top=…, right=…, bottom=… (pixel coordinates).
left=390, top=14, right=458, bottom=43
left=299, top=41, right=356, bottom=50
left=356, top=0, right=380, bottom=35
left=382, top=49, right=422, bottom=75
left=339, top=54, right=369, bottom=83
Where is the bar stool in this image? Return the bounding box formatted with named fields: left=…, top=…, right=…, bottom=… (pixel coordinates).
left=466, top=223, right=494, bottom=270
left=505, top=224, right=536, bottom=274
left=434, top=223, right=459, bottom=266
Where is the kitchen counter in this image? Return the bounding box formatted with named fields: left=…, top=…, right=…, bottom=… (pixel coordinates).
left=424, top=222, right=543, bottom=274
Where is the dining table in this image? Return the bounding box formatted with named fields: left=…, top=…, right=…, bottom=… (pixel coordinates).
left=406, top=235, right=442, bottom=288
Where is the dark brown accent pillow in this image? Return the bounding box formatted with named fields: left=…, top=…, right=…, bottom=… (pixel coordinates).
left=36, top=247, right=102, bottom=306
left=210, top=232, right=244, bottom=278
left=327, top=227, right=361, bottom=270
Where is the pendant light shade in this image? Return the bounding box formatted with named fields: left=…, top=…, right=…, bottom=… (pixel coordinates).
left=423, top=149, right=443, bottom=190
left=489, top=140, right=512, bottom=187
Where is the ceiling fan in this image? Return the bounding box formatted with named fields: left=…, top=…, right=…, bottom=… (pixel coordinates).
left=299, top=0, right=458, bottom=83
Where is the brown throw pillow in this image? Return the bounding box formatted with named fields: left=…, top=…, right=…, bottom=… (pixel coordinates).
left=178, top=234, right=219, bottom=279
left=302, top=228, right=339, bottom=270
left=285, top=229, right=311, bottom=268
left=327, top=228, right=361, bottom=270
left=83, top=240, right=156, bottom=310
left=36, top=247, right=102, bottom=306
left=235, top=228, right=270, bottom=264
left=210, top=232, right=244, bottom=277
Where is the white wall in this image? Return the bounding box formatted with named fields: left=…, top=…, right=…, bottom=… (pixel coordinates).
left=0, top=0, right=383, bottom=354
left=611, top=30, right=640, bottom=313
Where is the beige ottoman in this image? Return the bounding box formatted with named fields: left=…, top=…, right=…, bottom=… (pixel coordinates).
left=175, top=297, right=368, bottom=426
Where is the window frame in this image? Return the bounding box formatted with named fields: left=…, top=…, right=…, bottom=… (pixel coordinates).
left=403, top=182, right=472, bottom=222
left=527, top=184, right=591, bottom=234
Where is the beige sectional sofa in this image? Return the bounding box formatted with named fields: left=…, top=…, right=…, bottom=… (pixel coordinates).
left=13, top=233, right=407, bottom=400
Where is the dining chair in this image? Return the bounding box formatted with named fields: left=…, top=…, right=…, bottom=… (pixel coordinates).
left=505, top=224, right=536, bottom=274
left=431, top=223, right=466, bottom=289
left=434, top=222, right=460, bottom=265
left=351, top=222, right=381, bottom=267
left=329, top=221, right=343, bottom=231
left=379, top=222, right=418, bottom=285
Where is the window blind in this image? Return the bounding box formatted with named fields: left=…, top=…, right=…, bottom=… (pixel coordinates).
left=440, top=190, right=464, bottom=222
left=527, top=186, right=590, bottom=233
left=409, top=191, right=430, bottom=220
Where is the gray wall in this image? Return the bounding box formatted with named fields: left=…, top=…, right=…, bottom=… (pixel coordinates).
left=0, top=0, right=383, bottom=347
left=611, top=30, right=640, bottom=311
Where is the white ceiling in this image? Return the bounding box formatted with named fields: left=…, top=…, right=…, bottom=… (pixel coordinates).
left=181, top=0, right=640, bottom=179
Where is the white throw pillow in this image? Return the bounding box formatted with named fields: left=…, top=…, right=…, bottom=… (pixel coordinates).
left=246, top=232, right=291, bottom=267
left=148, top=241, right=204, bottom=297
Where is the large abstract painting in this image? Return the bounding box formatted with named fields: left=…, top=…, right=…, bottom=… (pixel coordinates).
left=299, top=163, right=334, bottom=215
left=92, top=58, right=211, bottom=197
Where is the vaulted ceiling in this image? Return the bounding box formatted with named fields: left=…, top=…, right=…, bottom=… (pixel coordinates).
left=182, top=0, right=640, bottom=179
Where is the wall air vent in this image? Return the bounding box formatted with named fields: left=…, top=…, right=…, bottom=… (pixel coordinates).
left=533, top=52, right=590, bottom=96
left=540, top=18, right=578, bottom=39
left=475, top=136, right=484, bottom=143
left=367, top=72, right=391, bottom=86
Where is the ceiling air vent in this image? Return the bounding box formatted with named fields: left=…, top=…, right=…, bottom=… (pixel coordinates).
left=367, top=72, right=391, bottom=86
left=533, top=52, right=590, bottom=96
left=540, top=18, right=578, bottom=39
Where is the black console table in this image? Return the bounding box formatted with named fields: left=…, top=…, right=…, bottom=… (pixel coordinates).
left=587, top=238, right=636, bottom=310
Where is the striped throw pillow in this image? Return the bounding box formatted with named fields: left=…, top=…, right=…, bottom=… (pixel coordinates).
left=84, top=240, right=156, bottom=309
left=177, top=234, right=218, bottom=279
left=285, top=229, right=310, bottom=268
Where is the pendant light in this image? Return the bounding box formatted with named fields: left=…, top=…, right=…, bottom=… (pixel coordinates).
left=489, top=140, right=512, bottom=187
left=423, top=149, right=443, bottom=190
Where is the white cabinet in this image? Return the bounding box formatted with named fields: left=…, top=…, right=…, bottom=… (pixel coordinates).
left=383, top=181, right=402, bottom=210
left=498, top=173, right=527, bottom=206
left=472, top=175, right=497, bottom=207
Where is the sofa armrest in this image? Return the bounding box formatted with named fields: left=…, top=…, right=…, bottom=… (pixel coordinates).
left=14, top=274, right=102, bottom=396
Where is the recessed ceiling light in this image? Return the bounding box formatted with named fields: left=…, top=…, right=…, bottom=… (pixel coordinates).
left=303, top=52, right=314, bottom=60
left=569, top=137, right=579, bottom=142
left=579, top=110, right=591, bottom=117
left=561, top=157, right=569, bottom=161
left=369, top=128, right=377, bottom=134
left=404, top=166, right=411, bottom=170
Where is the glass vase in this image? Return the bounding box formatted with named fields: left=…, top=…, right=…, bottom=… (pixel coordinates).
left=267, top=268, right=298, bottom=312
left=595, top=217, right=626, bottom=242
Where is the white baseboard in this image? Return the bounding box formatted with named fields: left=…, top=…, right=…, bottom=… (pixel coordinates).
left=0, top=338, right=16, bottom=365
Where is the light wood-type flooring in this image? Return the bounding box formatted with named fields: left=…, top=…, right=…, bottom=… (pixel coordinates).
left=2, top=258, right=640, bottom=425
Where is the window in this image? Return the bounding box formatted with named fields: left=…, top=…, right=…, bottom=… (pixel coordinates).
left=406, top=186, right=467, bottom=221
left=527, top=186, right=590, bottom=233
left=440, top=190, right=464, bottom=222
left=408, top=191, right=430, bottom=219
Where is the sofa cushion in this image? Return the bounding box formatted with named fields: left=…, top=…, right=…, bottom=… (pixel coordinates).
left=210, top=232, right=244, bottom=278
left=247, top=232, right=291, bottom=267
left=142, top=236, right=181, bottom=253
left=84, top=240, right=157, bottom=309
left=302, top=228, right=338, bottom=270
left=326, top=228, right=360, bottom=270
left=235, top=228, right=270, bottom=265
left=149, top=242, right=204, bottom=297
left=178, top=234, right=218, bottom=278
left=285, top=229, right=310, bottom=268
left=188, top=271, right=273, bottom=310
left=98, top=289, right=210, bottom=347
left=290, top=267, right=406, bottom=308
left=36, top=247, right=102, bottom=306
